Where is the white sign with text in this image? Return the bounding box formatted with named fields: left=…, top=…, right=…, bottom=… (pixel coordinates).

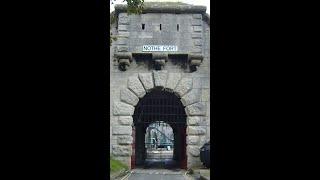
left=142, top=45, right=178, bottom=52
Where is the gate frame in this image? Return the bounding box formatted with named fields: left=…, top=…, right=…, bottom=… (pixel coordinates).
left=112, top=71, right=207, bottom=170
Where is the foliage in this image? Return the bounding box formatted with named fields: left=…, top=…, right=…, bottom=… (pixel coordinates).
left=110, top=0, right=144, bottom=14
left=110, top=0, right=144, bottom=46
left=110, top=156, right=128, bottom=173
left=125, top=0, right=144, bottom=15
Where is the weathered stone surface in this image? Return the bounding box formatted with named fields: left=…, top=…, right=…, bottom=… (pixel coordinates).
left=199, top=135, right=208, bottom=146
left=187, top=155, right=202, bottom=168
left=201, top=89, right=210, bottom=102
left=192, top=77, right=201, bottom=88
left=165, top=73, right=181, bottom=91
left=120, top=88, right=139, bottom=106
left=192, top=19, right=202, bottom=25
left=117, top=46, right=129, bottom=52
left=192, top=33, right=202, bottom=39
left=112, top=126, right=132, bottom=135
left=181, top=89, right=201, bottom=106
left=187, top=116, right=201, bottom=126
left=191, top=47, right=202, bottom=53
left=185, top=102, right=206, bottom=116
left=113, top=102, right=134, bottom=116
left=187, top=126, right=206, bottom=135
left=116, top=3, right=206, bottom=14
left=128, top=76, right=146, bottom=98
left=187, top=136, right=199, bottom=145
left=138, top=73, right=154, bottom=92
left=118, top=25, right=128, bottom=31
left=110, top=116, right=119, bottom=126
left=193, top=14, right=202, bottom=19
left=118, top=32, right=130, bottom=37
left=193, top=26, right=202, bottom=32
left=201, top=77, right=210, bottom=88
left=188, top=145, right=200, bottom=157
left=190, top=60, right=202, bottom=67
left=118, top=59, right=130, bottom=66
left=193, top=39, right=202, bottom=46
left=118, top=116, right=133, bottom=125
left=175, top=78, right=193, bottom=97
left=112, top=145, right=132, bottom=156
left=118, top=14, right=129, bottom=25
left=117, top=136, right=133, bottom=145
left=188, top=53, right=204, bottom=60
left=116, top=38, right=128, bottom=45
left=153, top=70, right=168, bottom=87
left=114, top=52, right=132, bottom=60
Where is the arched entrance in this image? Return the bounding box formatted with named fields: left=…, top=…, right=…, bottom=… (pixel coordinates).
left=112, top=71, right=207, bottom=169
left=131, top=89, right=187, bottom=169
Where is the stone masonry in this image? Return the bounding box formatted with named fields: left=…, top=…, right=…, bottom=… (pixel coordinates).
left=110, top=2, right=210, bottom=169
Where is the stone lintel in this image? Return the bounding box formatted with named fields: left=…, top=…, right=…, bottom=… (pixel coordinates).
left=188, top=53, right=204, bottom=60
left=152, top=53, right=168, bottom=61
left=115, top=3, right=206, bottom=14
left=114, top=52, right=132, bottom=61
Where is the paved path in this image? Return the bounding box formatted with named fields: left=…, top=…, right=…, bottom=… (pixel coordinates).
left=143, top=158, right=179, bottom=169
left=126, top=169, right=190, bottom=180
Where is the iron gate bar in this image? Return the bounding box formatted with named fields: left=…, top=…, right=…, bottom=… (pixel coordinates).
left=133, top=90, right=187, bottom=169
left=134, top=91, right=186, bottom=120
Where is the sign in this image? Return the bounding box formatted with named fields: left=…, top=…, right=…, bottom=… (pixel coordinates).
left=142, top=45, right=178, bottom=52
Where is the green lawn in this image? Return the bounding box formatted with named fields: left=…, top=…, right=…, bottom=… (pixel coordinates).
left=110, top=157, right=128, bottom=174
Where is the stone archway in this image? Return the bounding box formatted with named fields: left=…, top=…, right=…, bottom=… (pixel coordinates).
left=112, top=70, right=207, bottom=169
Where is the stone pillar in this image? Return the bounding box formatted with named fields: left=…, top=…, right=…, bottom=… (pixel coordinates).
left=186, top=116, right=207, bottom=168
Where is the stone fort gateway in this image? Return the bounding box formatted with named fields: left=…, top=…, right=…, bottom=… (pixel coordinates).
left=110, top=2, right=210, bottom=169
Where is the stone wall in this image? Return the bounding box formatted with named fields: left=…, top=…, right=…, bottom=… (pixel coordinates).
left=110, top=4, right=210, bottom=169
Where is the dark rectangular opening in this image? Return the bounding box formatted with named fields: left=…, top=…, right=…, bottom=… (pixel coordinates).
left=160, top=24, right=162, bottom=30
left=142, top=24, right=145, bottom=30
left=168, top=54, right=188, bottom=69
left=132, top=53, right=152, bottom=61
left=177, top=24, right=179, bottom=31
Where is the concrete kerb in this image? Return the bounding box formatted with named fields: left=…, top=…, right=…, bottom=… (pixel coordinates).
left=119, top=170, right=132, bottom=180
left=111, top=169, right=131, bottom=180
left=199, top=169, right=210, bottom=180
left=186, top=168, right=210, bottom=180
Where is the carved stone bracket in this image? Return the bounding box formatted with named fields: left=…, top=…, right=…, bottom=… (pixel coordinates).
left=188, top=53, right=204, bottom=72
left=115, top=52, right=132, bottom=71
left=115, top=52, right=204, bottom=72
left=152, top=53, right=168, bottom=70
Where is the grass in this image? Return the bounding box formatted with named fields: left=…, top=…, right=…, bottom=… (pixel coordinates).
left=110, top=157, right=128, bottom=174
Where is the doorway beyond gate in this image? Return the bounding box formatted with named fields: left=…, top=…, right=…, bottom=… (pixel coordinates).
left=131, top=89, right=187, bottom=169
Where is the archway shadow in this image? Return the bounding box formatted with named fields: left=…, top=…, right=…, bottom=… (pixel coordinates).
left=132, top=89, right=187, bottom=169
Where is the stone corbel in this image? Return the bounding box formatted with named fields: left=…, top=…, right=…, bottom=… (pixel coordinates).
left=115, top=52, right=132, bottom=71
left=188, top=54, right=204, bottom=72
left=152, top=53, right=168, bottom=70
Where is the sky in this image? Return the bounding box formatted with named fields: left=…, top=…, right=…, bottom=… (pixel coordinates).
left=110, top=0, right=210, bottom=14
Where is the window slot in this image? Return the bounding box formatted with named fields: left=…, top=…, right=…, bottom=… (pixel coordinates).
left=160, top=24, right=162, bottom=30
left=177, top=24, right=179, bottom=31
left=142, top=24, right=145, bottom=30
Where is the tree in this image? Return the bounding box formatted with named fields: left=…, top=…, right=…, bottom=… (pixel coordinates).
left=110, top=0, right=144, bottom=45
left=110, top=0, right=144, bottom=14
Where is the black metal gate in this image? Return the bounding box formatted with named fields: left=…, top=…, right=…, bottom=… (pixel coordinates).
left=133, top=90, right=187, bottom=125
left=132, top=89, right=187, bottom=169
